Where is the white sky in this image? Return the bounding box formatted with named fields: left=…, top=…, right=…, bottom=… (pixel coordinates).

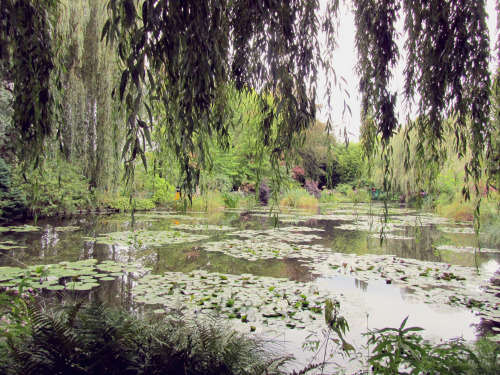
left=318, top=0, right=499, bottom=142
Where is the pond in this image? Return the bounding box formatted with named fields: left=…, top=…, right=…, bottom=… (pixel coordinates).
left=1, top=202, right=499, bottom=370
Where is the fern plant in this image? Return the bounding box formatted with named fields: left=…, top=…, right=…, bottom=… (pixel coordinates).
left=0, top=298, right=291, bottom=375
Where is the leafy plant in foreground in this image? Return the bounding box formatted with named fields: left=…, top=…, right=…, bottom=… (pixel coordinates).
left=365, top=316, right=476, bottom=374
left=0, top=299, right=290, bottom=375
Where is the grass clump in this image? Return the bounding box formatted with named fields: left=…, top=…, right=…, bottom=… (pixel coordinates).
left=279, top=188, right=318, bottom=209
left=0, top=299, right=290, bottom=375
left=222, top=191, right=241, bottom=208
left=187, top=191, right=225, bottom=212
left=319, top=185, right=371, bottom=204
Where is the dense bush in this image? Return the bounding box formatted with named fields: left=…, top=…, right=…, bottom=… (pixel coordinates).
left=258, top=181, right=270, bottom=205
left=0, top=157, right=26, bottom=221
left=303, top=180, right=321, bottom=199
left=101, top=196, right=156, bottom=212
left=16, top=160, right=93, bottom=216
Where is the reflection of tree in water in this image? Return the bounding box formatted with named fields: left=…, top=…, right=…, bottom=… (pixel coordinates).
left=354, top=278, right=368, bottom=292
left=316, top=219, right=372, bottom=255
left=381, top=225, right=443, bottom=262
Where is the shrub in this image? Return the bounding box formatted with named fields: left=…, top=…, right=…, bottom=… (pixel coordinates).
left=347, top=189, right=371, bottom=203
left=16, top=159, right=93, bottom=215
left=102, top=196, right=156, bottom=212
left=304, top=179, right=321, bottom=199
left=292, top=165, right=306, bottom=184
left=335, top=183, right=353, bottom=196
left=258, top=181, right=270, bottom=205
left=0, top=157, right=26, bottom=221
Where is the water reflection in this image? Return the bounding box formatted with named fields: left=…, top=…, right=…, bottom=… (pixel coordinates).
left=0, top=205, right=498, bottom=345
left=316, top=276, right=480, bottom=341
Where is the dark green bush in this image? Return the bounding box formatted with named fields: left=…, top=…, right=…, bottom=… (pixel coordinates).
left=15, top=159, right=94, bottom=215
left=0, top=157, right=26, bottom=221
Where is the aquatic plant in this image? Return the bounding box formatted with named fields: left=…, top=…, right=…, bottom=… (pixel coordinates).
left=133, top=271, right=331, bottom=332
left=95, top=230, right=209, bottom=246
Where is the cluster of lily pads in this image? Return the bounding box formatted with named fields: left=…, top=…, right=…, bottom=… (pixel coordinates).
left=0, top=225, right=41, bottom=233
left=435, top=245, right=500, bottom=254
left=132, top=270, right=332, bottom=332
left=134, top=213, right=206, bottom=221
left=438, top=227, right=477, bottom=235
left=172, top=224, right=236, bottom=231
left=229, top=228, right=324, bottom=243
left=0, top=241, right=26, bottom=250
left=310, top=252, right=500, bottom=319
left=201, top=238, right=329, bottom=261
left=94, top=230, right=209, bottom=246
left=0, top=259, right=151, bottom=291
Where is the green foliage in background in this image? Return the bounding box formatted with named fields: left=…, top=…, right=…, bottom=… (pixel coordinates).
left=100, top=195, right=156, bottom=212
left=15, top=159, right=92, bottom=216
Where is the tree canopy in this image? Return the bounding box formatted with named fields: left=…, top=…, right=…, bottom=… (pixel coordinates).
left=0, top=0, right=496, bottom=198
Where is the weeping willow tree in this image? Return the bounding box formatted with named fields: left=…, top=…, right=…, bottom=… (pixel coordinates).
left=57, top=0, right=123, bottom=192
left=1, top=0, right=497, bottom=204
left=0, top=0, right=60, bottom=168
left=356, top=0, right=491, bottom=220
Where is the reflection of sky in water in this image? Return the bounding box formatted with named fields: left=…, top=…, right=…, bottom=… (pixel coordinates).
left=481, top=259, right=500, bottom=275
left=316, top=276, right=479, bottom=341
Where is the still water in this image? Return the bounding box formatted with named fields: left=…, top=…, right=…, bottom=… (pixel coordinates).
left=1, top=203, right=499, bottom=368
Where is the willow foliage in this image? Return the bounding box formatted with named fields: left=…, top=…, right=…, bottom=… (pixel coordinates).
left=0, top=0, right=61, bottom=168
left=103, top=0, right=339, bottom=193
left=1, top=0, right=497, bottom=198
left=355, top=0, right=491, bottom=211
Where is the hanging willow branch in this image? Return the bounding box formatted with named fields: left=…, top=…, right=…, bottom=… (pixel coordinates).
left=103, top=0, right=335, bottom=194
left=0, top=0, right=61, bottom=169
left=356, top=0, right=491, bottom=213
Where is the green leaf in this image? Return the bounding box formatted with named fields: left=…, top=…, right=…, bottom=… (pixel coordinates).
left=119, top=70, right=129, bottom=101
left=101, top=19, right=110, bottom=41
